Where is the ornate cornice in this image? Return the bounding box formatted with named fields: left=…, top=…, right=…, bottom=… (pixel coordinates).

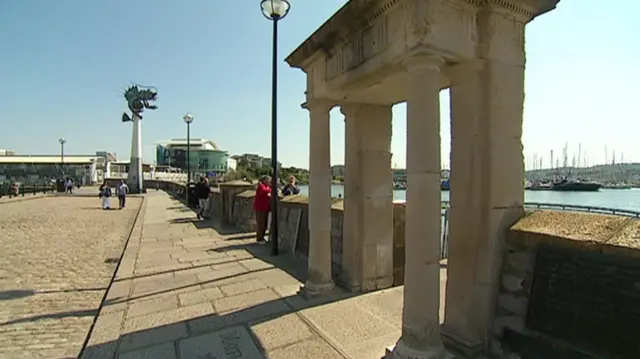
left=285, top=0, right=401, bottom=70
left=460, top=0, right=561, bottom=21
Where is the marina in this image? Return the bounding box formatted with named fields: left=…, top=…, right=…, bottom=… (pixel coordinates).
left=298, top=185, right=640, bottom=212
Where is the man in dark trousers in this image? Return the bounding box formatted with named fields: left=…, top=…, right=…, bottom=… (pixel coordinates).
left=195, top=176, right=211, bottom=220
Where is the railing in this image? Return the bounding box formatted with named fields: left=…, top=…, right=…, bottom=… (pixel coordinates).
left=0, top=183, right=57, bottom=199
left=523, top=202, right=640, bottom=218
left=108, top=172, right=188, bottom=182
left=438, top=200, right=640, bottom=218
left=437, top=201, right=640, bottom=259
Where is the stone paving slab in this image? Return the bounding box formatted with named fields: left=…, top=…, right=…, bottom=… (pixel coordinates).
left=0, top=195, right=143, bottom=359
left=82, top=191, right=448, bottom=359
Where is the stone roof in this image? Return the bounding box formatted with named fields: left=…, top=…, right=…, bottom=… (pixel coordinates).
left=285, top=0, right=562, bottom=70
left=285, top=0, right=385, bottom=70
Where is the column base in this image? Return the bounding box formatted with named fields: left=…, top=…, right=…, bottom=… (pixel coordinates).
left=298, top=280, right=335, bottom=300
left=440, top=326, right=484, bottom=358
left=337, top=274, right=395, bottom=293
left=384, top=340, right=453, bottom=359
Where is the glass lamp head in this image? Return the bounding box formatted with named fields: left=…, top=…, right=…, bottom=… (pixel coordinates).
left=261, top=0, right=290, bottom=20
left=183, top=113, right=194, bottom=124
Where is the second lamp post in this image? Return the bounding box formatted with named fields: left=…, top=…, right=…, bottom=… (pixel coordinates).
left=58, top=137, right=66, bottom=176
left=261, top=0, right=290, bottom=256
left=183, top=112, right=194, bottom=204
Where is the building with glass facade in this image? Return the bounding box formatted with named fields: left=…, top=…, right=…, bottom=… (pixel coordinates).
left=156, top=138, right=229, bottom=177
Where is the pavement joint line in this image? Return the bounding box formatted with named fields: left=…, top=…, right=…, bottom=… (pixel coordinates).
left=275, top=287, right=352, bottom=359
left=76, top=195, right=147, bottom=358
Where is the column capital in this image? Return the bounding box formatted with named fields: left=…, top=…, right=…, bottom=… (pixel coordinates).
left=339, top=103, right=362, bottom=118
left=302, top=99, right=335, bottom=112
left=445, top=59, right=484, bottom=86
left=401, top=51, right=445, bottom=73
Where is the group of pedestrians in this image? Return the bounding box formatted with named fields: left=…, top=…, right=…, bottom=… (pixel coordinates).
left=98, top=179, right=128, bottom=210
left=191, top=174, right=300, bottom=244
left=253, top=175, right=300, bottom=244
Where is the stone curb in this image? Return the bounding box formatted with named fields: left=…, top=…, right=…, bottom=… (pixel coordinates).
left=77, top=196, right=147, bottom=359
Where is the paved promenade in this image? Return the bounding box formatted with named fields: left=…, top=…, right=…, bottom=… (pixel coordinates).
left=0, top=190, right=447, bottom=358
left=81, top=191, right=449, bottom=359
left=0, top=195, right=143, bottom=359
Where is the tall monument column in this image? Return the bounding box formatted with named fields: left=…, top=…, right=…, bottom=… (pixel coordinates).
left=341, top=103, right=394, bottom=292
left=388, top=55, right=447, bottom=359
left=301, top=100, right=335, bottom=297
left=127, top=113, right=143, bottom=193
left=121, top=85, right=158, bottom=194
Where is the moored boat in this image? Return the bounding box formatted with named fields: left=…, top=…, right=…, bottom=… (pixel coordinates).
left=550, top=179, right=601, bottom=192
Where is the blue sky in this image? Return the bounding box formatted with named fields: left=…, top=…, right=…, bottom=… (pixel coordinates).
left=0, top=1, right=638, bottom=169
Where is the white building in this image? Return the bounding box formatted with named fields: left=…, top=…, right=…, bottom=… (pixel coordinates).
left=227, top=157, right=237, bottom=172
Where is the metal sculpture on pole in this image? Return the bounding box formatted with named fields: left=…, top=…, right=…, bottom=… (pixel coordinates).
left=121, top=85, right=158, bottom=193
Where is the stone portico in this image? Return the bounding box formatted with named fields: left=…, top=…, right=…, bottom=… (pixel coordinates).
left=286, top=0, right=560, bottom=358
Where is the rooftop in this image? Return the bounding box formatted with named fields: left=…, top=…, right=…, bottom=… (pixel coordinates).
left=157, top=138, right=222, bottom=151
left=0, top=155, right=102, bottom=165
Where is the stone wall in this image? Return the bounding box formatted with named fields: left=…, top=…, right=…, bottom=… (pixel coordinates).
left=144, top=179, right=407, bottom=288
left=493, top=210, right=640, bottom=359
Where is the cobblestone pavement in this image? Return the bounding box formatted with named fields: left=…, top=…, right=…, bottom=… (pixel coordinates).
left=0, top=196, right=142, bottom=359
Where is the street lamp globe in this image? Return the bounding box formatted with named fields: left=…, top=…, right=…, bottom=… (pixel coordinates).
left=183, top=113, right=194, bottom=124
left=58, top=137, right=66, bottom=145
left=261, top=0, right=290, bottom=20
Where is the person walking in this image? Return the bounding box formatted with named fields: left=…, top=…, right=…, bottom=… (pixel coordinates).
left=195, top=176, right=211, bottom=219
left=100, top=181, right=112, bottom=210
left=65, top=177, right=74, bottom=194
left=116, top=180, right=129, bottom=209
left=253, top=175, right=272, bottom=244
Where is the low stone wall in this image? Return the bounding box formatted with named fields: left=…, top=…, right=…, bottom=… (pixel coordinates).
left=494, top=210, right=640, bottom=359
left=143, top=179, right=407, bottom=288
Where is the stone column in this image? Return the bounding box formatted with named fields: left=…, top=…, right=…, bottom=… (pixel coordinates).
left=340, top=103, right=394, bottom=293
left=441, top=8, right=531, bottom=357
left=388, top=55, right=447, bottom=359
left=301, top=101, right=335, bottom=297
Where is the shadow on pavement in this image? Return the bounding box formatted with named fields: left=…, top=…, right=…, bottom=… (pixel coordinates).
left=0, top=290, right=36, bottom=301
left=0, top=287, right=109, bottom=302
left=168, top=216, right=250, bottom=236
left=80, top=250, right=360, bottom=359
left=78, top=190, right=390, bottom=358
left=81, top=288, right=359, bottom=359
left=166, top=206, right=192, bottom=212
left=0, top=309, right=99, bottom=326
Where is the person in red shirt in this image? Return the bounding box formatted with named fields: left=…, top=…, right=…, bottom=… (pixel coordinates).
left=254, top=175, right=272, bottom=243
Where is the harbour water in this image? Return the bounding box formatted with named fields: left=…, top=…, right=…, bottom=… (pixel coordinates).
left=298, top=185, right=640, bottom=212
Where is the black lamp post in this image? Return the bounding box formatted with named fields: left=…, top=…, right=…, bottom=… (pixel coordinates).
left=183, top=112, right=194, bottom=204
left=261, top=0, right=290, bottom=256
left=58, top=137, right=66, bottom=176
